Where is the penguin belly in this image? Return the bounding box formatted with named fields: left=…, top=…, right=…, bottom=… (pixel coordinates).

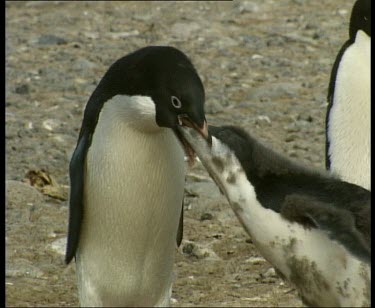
left=76, top=105, right=186, bottom=306
left=327, top=31, right=370, bottom=190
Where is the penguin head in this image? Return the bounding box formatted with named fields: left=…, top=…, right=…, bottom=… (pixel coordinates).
left=139, top=46, right=209, bottom=162
left=83, top=46, right=209, bottom=163
left=149, top=51, right=207, bottom=136
left=349, top=0, right=371, bottom=39
left=93, top=46, right=207, bottom=136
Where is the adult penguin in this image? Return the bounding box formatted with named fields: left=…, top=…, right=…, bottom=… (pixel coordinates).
left=326, top=0, right=371, bottom=190
left=65, top=46, right=208, bottom=307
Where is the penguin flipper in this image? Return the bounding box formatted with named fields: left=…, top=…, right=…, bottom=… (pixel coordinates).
left=65, top=132, right=90, bottom=264
left=325, top=40, right=352, bottom=170
left=280, top=193, right=371, bottom=264
left=176, top=200, right=184, bottom=247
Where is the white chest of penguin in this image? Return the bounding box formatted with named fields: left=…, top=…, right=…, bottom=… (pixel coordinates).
left=77, top=95, right=186, bottom=306
left=328, top=31, right=371, bottom=190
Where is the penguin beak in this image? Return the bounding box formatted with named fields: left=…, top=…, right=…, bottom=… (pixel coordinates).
left=177, top=114, right=209, bottom=140
left=175, top=114, right=210, bottom=166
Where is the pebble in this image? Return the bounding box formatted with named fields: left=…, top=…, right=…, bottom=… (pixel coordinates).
left=255, top=115, right=271, bottom=126
left=237, top=2, right=260, bottom=13
left=245, top=256, right=266, bottom=264
left=247, top=82, right=300, bottom=101
left=14, top=84, right=29, bottom=95
left=82, top=31, right=100, bottom=39
left=200, top=213, right=213, bottom=221
left=37, top=34, right=67, bottom=45
left=284, top=123, right=300, bottom=133
left=182, top=241, right=221, bottom=260
left=49, top=237, right=67, bottom=256
left=42, top=119, right=61, bottom=131
left=263, top=267, right=277, bottom=278
left=108, top=31, right=140, bottom=39
left=251, top=54, right=264, bottom=60
left=182, top=243, right=195, bottom=255
left=171, top=22, right=200, bottom=39
left=73, top=58, right=97, bottom=71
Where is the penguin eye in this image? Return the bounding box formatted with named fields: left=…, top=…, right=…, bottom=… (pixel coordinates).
left=171, top=96, right=182, bottom=109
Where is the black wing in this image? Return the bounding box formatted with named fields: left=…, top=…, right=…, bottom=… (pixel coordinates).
left=325, top=40, right=352, bottom=170
left=65, top=132, right=91, bottom=264
left=280, top=194, right=371, bottom=264
left=176, top=200, right=184, bottom=247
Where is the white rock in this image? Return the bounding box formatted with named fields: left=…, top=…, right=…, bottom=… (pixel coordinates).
left=49, top=237, right=67, bottom=256
left=42, top=119, right=60, bottom=131
left=263, top=267, right=277, bottom=278
left=251, top=54, right=264, bottom=60
left=245, top=256, right=266, bottom=264
left=109, top=31, right=139, bottom=39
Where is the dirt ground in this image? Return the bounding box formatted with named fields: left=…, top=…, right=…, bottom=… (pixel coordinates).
left=6, top=1, right=353, bottom=306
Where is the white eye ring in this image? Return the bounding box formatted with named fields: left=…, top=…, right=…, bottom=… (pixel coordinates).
left=171, top=96, right=182, bottom=109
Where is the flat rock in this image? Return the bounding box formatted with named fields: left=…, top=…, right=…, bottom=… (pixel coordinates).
left=36, top=34, right=67, bottom=45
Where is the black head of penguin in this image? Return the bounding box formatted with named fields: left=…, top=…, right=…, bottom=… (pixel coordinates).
left=82, top=46, right=206, bottom=138
left=349, top=0, right=371, bottom=40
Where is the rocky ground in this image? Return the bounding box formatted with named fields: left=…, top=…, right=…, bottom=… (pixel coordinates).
left=6, top=1, right=353, bottom=306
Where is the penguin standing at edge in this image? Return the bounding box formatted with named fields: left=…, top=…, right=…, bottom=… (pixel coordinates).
left=65, top=46, right=208, bottom=307
left=326, top=0, right=371, bottom=190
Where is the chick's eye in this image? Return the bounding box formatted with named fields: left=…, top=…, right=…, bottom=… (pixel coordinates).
left=171, top=96, right=182, bottom=109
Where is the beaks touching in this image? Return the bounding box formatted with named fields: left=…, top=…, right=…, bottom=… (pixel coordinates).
left=176, top=115, right=211, bottom=166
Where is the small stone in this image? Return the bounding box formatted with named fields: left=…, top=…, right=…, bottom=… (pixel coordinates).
left=42, top=119, right=60, bottom=131
left=285, top=135, right=296, bottom=142
left=73, top=58, right=97, bottom=71
left=83, top=32, right=99, bottom=40
left=338, top=9, right=348, bottom=16
left=182, top=241, right=220, bottom=260
left=14, top=84, right=29, bottom=95
left=238, top=2, right=260, bottom=13
left=200, top=213, right=213, bottom=221
left=171, top=22, right=200, bottom=39
left=37, top=34, right=67, bottom=45
left=108, top=30, right=139, bottom=39
left=251, top=54, right=263, bottom=60
left=255, top=115, right=271, bottom=125
left=182, top=243, right=195, bottom=255
left=49, top=237, right=67, bottom=256
left=312, top=32, right=321, bottom=40
left=245, top=256, right=266, bottom=264
left=284, top=123, right=300, bottom=133
left=263, top=267, right=277, bottom=278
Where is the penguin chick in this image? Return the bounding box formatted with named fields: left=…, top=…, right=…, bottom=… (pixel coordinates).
left=179, top=125, right=370, bottom=307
